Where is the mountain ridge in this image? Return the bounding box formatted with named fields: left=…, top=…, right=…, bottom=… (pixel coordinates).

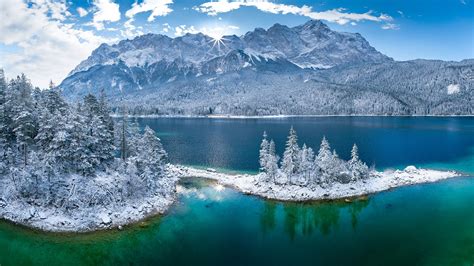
left=60, top=20, right=473, bottom=116
left=67, top=20, right=391, bottom=77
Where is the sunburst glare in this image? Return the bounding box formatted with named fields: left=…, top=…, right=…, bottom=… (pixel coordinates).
left=209, top=35, right=228, bottom=53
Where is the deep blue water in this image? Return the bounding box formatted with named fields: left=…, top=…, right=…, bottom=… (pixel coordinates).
left=137, top=117, right=474, bottom=173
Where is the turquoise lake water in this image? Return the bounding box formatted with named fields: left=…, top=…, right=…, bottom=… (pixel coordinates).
left=1, top=117, right=473, bottom=265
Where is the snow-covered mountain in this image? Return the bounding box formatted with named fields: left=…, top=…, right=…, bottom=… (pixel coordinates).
left=60, top=20, right=473, bottom=115
left=69, top=20, right=389, bottom=76
left=62, top=20, right=390, bottom=97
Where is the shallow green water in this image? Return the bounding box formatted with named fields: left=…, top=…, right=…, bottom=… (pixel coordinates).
left=1, top=177, right=473, bottom=265
left=1, top=117, right=474, bottom=265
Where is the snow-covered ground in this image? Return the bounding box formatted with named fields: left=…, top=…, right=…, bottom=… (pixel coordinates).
left=0, top=169, right=179, bottom=233
left=0, top=164, right=461, bottom=232
left=0, top=192, right=176, bottom=232
left=169, top=165, right=460, bottom=201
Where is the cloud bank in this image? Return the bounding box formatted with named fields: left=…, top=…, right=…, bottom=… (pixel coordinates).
left=194, top=0, right=392, bottom=25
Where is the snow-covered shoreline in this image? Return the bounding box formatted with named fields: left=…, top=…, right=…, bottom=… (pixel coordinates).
left=0, top=191, right=176, bottom=233
left=0, top=169, right=179, bottom=233
left=111, top=114, right=474, bottom=119
left=170, top=165, right=460, bottom=202
left=0, top=164, right=462, bottom=233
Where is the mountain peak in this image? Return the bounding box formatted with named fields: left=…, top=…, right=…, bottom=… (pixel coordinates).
left=63, top=20, right=391, bottom=94
left=299, top=19, right=329, bottom=30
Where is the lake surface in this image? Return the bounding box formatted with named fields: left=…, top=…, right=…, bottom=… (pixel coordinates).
left=140, top=116, right=474, bottom=173
left=1, top=117, right=473, bottom=265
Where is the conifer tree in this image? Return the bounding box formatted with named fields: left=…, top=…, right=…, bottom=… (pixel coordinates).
left=267, top=139, right=279, bottom=182
left=281, top=127, right=300, bottom=184
left=348, top=144, right=369, bottom=181
left=259, top=131, right=269, bottom=173
left=300, top=144, right=315, bottom=185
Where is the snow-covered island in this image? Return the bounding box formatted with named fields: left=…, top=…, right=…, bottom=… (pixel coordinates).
left=169, top=128, right=460, bottom=201
left=0, top=72, right=460, bottom=232
left=0, top=73, right=176, bottom=232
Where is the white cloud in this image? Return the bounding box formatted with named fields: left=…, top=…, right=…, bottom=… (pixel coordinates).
left=91, top=0, right=121, bottom=30
left=194, top=0, right=392, bottom=25
left=381, top=23, right=399, bottom=30
left=161, top=23, right=171, bottom=33
left=0, top=0, right=115, bottom=88
left=174, top=25, right=199, bottom=36
left=29, top=0, right=72, bottom=21
left=121, top=19, right=144, bottom=38
left=125, top=0, right=173, bottom=22
left=77, top=7, right=89, bottom=17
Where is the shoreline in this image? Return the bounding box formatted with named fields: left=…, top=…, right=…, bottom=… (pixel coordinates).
left=0, top=165, right=463, bottom=233
left=0, top=192, right=177, bottom=233
left=0, top=167, right=180, bottom=233
left=111, top=114, right=474, bottom=119
left=169, top=165, right=461, bottom=202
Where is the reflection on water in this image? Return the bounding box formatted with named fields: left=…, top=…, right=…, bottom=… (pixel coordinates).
left=261, top=198, right=369, bottom=239
left=349, top=199, right=370, bottom=229
left=261, top=201, right=277, bottom=234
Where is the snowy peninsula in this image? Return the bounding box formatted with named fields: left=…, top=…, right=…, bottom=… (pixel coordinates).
left=171, top=165, right=459, bottom=202
left=170, top=128, right=459, bottom=202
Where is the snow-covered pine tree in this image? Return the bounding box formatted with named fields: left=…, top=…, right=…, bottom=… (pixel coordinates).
left=316, top=136, right=334, bottom=184
left=281, top=126, right=300, bottom=184
left=348, top=144, right=369, bottom=181
left=89, top=115, right=115, bottom=166
left=316, top=136, right=332, bottom=162
left=68, top=110, right=95, bottom=175
left=326, top=150, right=350, bottom=183
left=259, top=131, right=270, bottom=173
left=83, top=94, right=101, bottom=119
left=82, top=94, right=115, bottom=166
left=9, top=75, right=37, bottom=166
left=99, top=89, right=114, bottom=136
left=41, top=86, right=68, bottom=114
left=0, top=69, right=8, bottom=172
left=0, top=69, right=7, bottom=147
left=139, top=126, right=168, bottom=174
left=267, top=139, right=279, bottom=183
left=35, top=108, right=57, bottom=155
left=299, top=144, right=315, bottom=186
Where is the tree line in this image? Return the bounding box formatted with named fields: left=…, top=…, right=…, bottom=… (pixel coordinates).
left=0, top=70, right=169, bottom=209
left=258, top=127, right=370, bottom=187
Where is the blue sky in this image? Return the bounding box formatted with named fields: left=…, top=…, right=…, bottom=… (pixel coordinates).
left=0, top=0, right=472, bottom=87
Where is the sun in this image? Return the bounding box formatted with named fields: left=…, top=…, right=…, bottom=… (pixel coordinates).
left=208, top=35, right=228, bottom=53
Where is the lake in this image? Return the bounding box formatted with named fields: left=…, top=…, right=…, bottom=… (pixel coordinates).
left=1, top=117, right=473, bottom=265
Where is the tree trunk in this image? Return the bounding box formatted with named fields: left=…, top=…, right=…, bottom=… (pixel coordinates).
left=24, top=144, right=27, bottom=166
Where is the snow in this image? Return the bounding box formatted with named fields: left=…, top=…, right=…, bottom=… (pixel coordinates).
left=294, top=62, right=332, bottom=69
left=119, top=48, right=156, bottom=67
left=0, top=168, right=178, bottom=232
left=447, top=84, right=460, bottom=95
left=0, top=163, right=462, bottom=232
left=169, top=165, right=460, bottom=201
